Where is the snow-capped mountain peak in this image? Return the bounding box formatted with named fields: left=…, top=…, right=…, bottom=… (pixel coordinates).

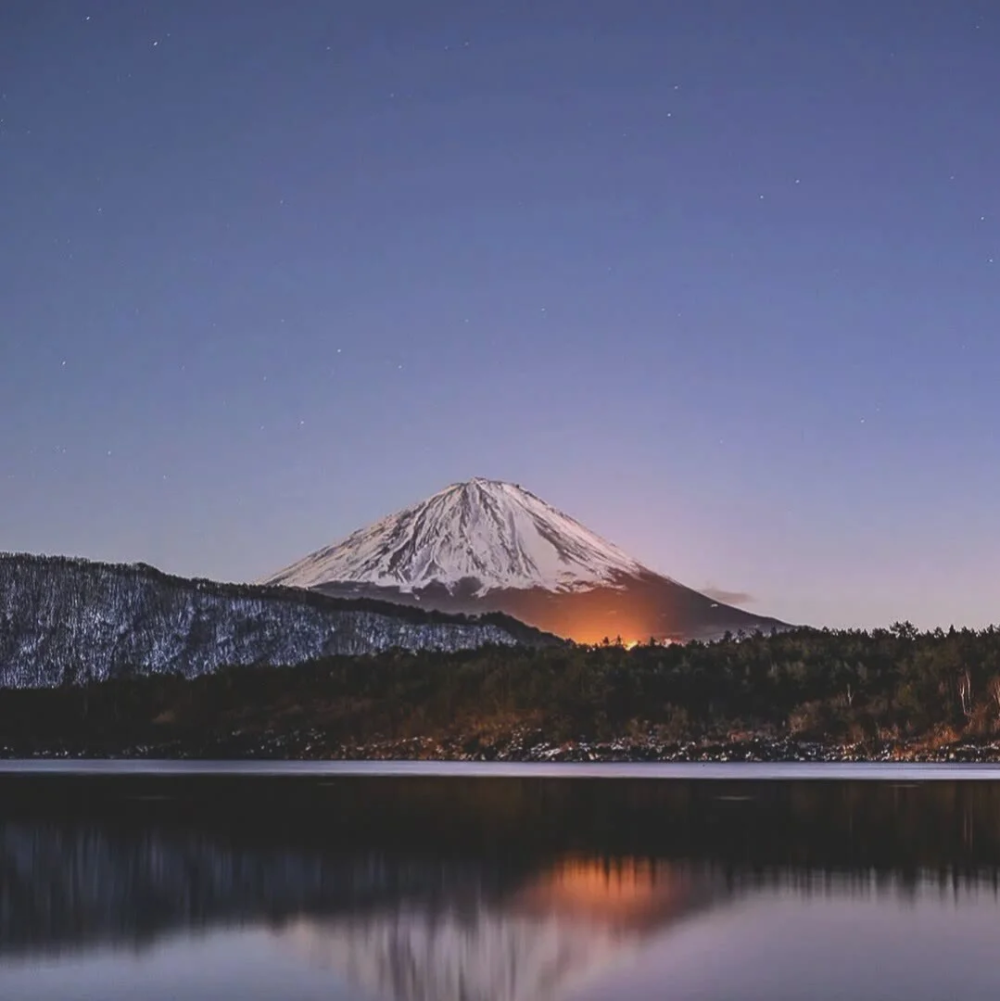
left=264, top=478, right=651, bottom=595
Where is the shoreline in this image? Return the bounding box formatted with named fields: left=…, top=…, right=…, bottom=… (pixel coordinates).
left=4, top=733, right=1000, bottom=764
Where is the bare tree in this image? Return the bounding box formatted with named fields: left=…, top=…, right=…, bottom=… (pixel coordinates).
left=958, top=670, right=973, bottom=718
left=988, top=675, right=1000, bottom=720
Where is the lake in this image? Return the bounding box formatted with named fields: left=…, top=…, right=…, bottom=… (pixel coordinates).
left=1, top=762, right=999, bottom=1000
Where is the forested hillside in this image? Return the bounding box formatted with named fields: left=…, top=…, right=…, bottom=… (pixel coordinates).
left=3, top=623, right=1000, bottom=758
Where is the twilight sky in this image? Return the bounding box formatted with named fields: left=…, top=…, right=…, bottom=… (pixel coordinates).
left=3, top=1, right=999, bottom=630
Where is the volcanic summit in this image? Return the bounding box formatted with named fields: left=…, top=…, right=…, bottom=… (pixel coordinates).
left=263, top=478, right=789, bottom=643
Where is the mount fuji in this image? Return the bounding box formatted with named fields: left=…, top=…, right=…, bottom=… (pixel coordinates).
left=263, top=478, right=789, bottom=644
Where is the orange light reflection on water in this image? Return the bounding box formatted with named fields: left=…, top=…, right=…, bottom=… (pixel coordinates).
left=516, top=857, right=693, bottom=926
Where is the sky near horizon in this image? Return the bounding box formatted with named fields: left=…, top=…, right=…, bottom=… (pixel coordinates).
left=3, top=1, right=999, bottom=631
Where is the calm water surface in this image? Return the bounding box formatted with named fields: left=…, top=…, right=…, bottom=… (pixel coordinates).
left=1, top=763, right=999, bottom=1000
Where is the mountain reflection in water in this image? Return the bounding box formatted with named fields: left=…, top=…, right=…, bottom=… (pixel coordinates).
left=279, top=858, right=716, bottom=1001
left=2, top=774, right=1000, bottom=1001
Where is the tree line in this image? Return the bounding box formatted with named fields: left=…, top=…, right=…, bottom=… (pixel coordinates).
left=3, top=623, right=1000, bottom=752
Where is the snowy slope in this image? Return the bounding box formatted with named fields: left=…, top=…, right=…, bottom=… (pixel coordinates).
left=264, top=478, right=652, bottom=595
left=0, top=553, right=551, bottom=688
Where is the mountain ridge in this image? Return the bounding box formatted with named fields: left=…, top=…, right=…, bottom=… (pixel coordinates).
left=0, top=552, right=558, bottom=689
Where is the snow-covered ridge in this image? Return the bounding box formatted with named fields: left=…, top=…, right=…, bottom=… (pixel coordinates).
left=0, top=553, right=540, bottom=689
left=264, top=478, right=652, bottom=595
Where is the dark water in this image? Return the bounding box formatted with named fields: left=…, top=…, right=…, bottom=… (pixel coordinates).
left=1, top=766, right=999, bottom=1000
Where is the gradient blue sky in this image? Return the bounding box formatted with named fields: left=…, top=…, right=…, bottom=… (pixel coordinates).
left=3, top=1, right=999, bottom=630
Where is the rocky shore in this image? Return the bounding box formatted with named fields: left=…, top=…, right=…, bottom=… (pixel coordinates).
left=5, top=729, right=1000, bottom=764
